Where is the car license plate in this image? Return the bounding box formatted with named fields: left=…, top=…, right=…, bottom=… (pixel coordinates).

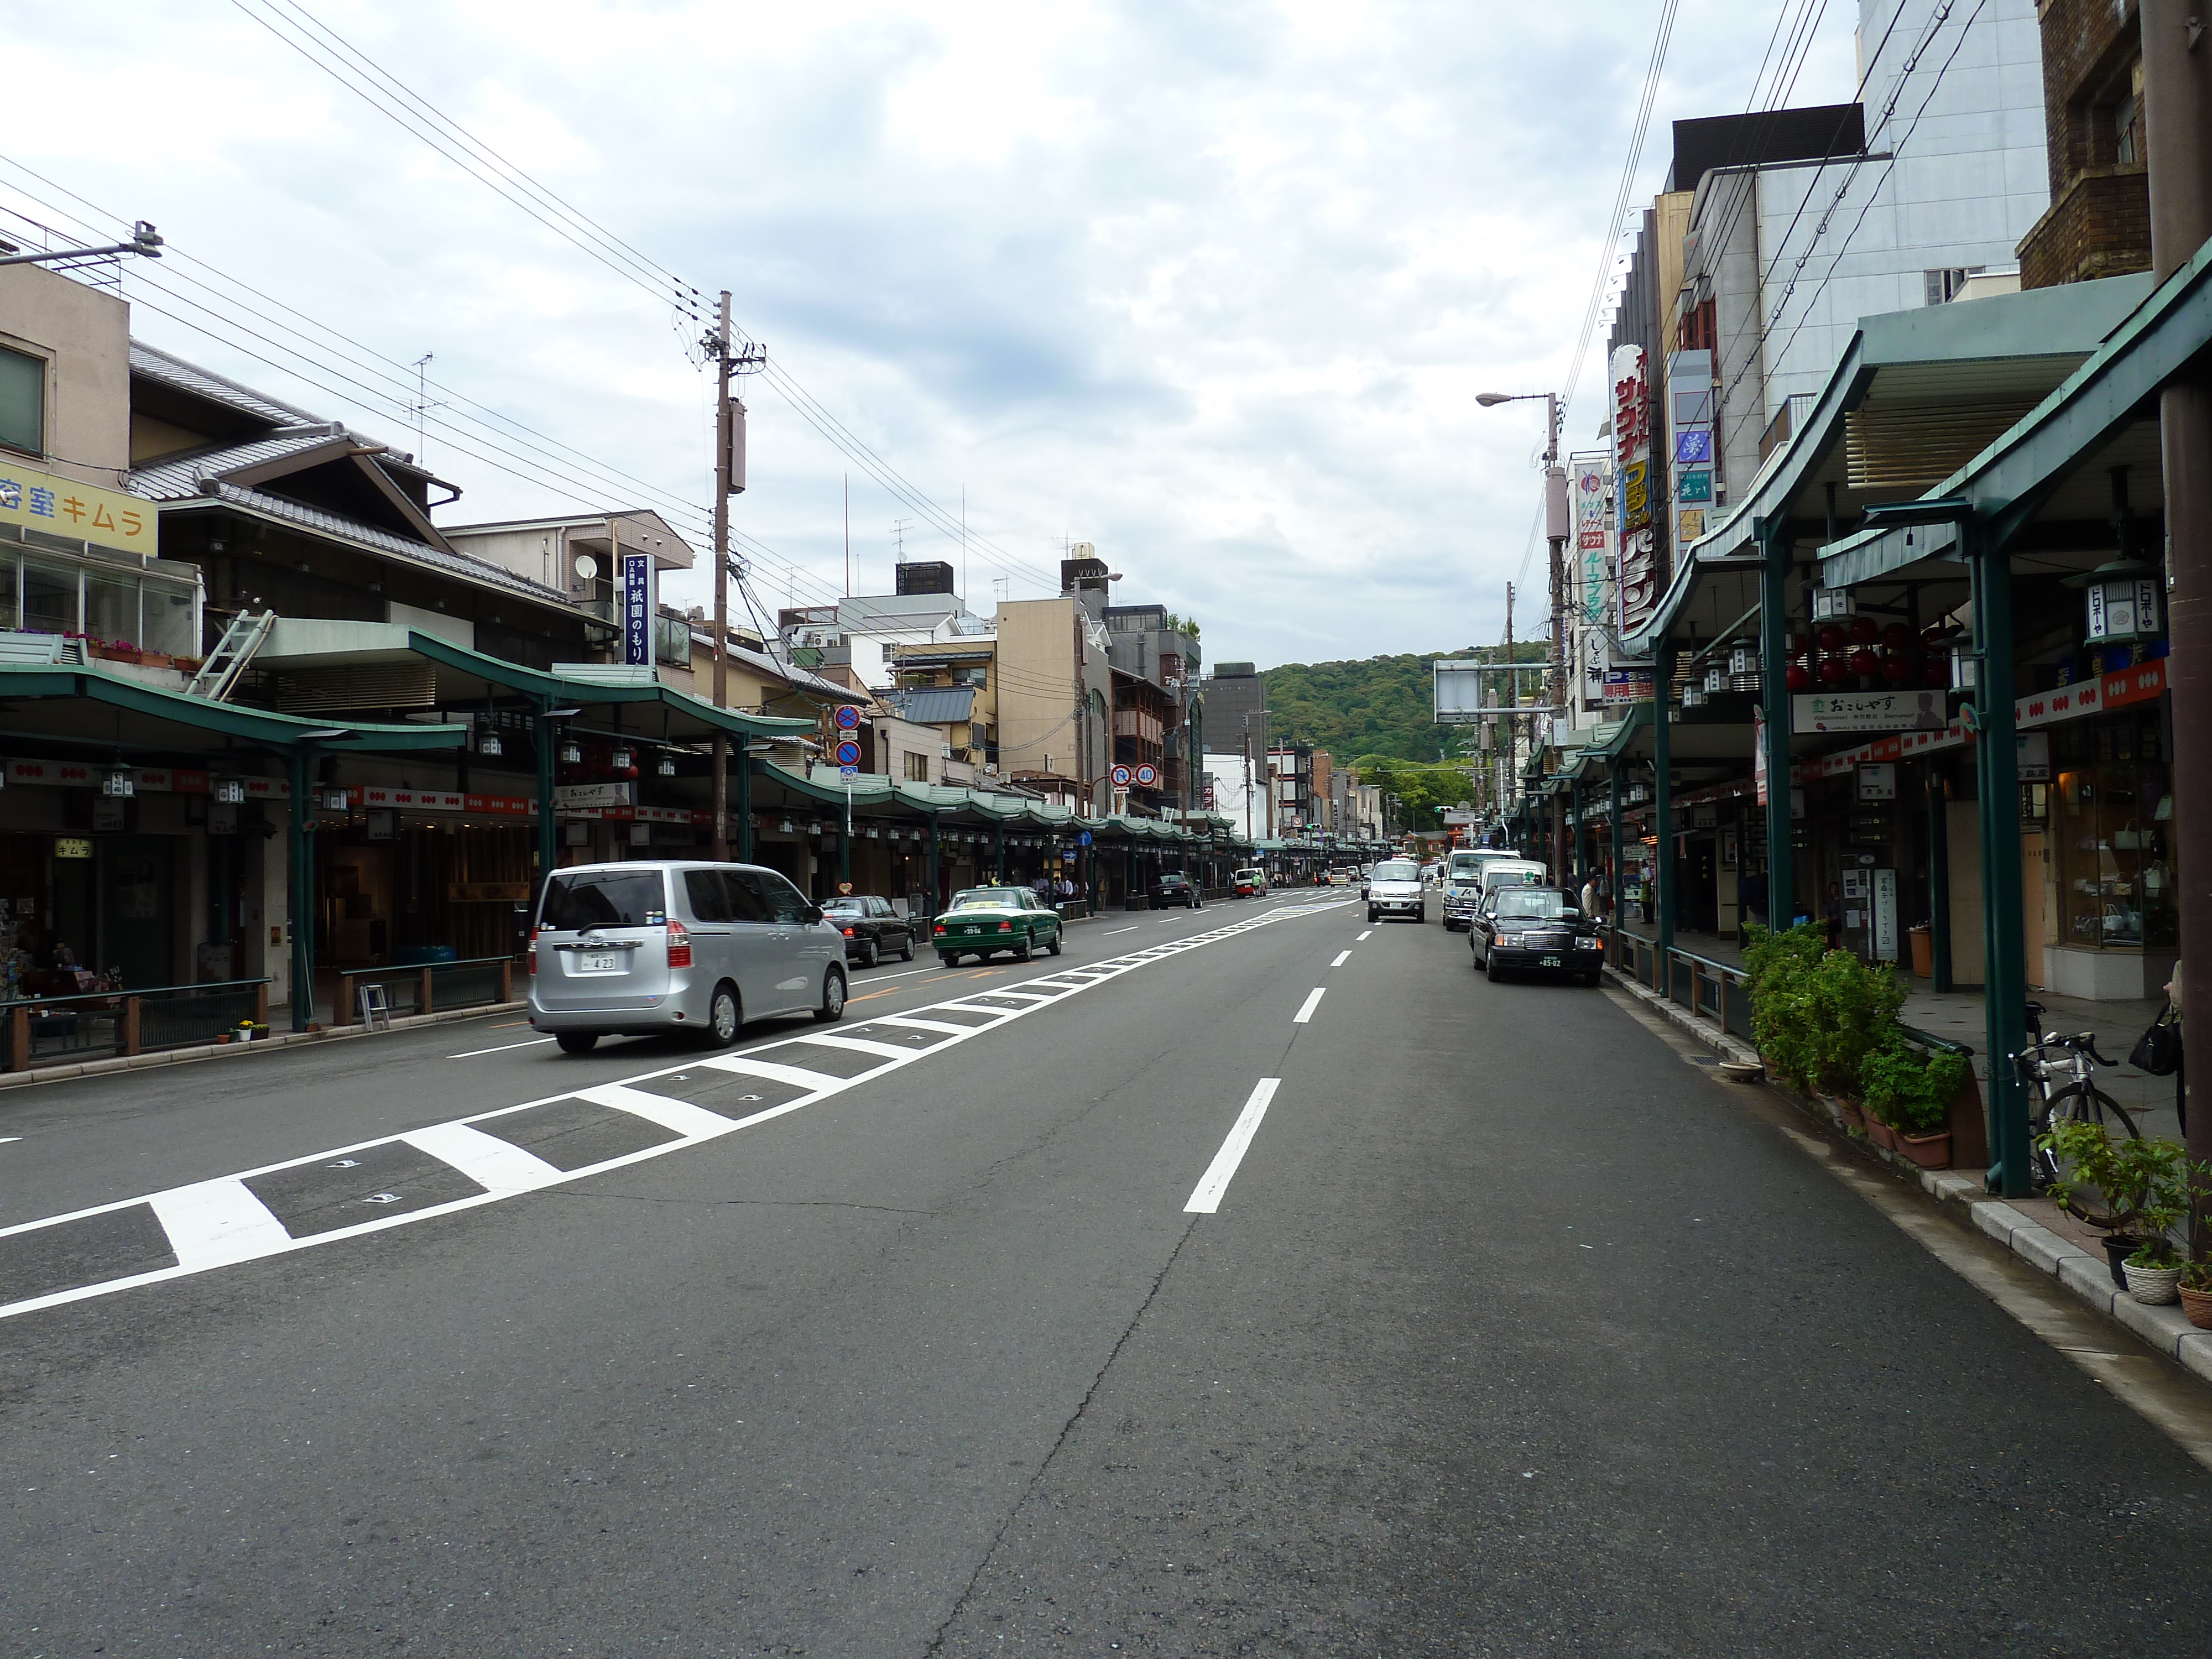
left=580, top=952, right=622, bottom=973
left=1540, top=954, right=1562, bottom=968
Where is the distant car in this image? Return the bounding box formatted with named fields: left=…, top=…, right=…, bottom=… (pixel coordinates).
left=821, top=894, right=917, bottom=967
left=1443, top=848, right=1523, bottom=931
left=1469, top=886, right=1604, bottom=984
left=1151, top=872, right=1203, bottom=909
left=1232, top=867, right=1267, bottom=898
left=1366, top=857, right=1426, bottom=923
left=933, top=886, right=1064, bottom=965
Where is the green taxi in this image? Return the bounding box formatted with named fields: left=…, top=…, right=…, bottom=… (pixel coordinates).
left=933, top=886, right=1065, bottom=966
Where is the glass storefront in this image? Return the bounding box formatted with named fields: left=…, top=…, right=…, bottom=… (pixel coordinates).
left=2048, top=709, right=2176, bottom=952
left=1, top=547, right=201, bottom=654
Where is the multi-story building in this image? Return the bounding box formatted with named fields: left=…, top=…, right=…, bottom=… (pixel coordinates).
left=782, top=562, right=992, bottom=692
left=2016, top=0, right=2147, bottom=289
left=1269, top=744, right=1314, bottom=834
left=1201, top=661, right=1271, bottom=836
left=1102, top=601, right=1202, bottom=816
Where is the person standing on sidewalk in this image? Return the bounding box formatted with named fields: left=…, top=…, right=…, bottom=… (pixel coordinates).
left=2166, top=961, right=2187, bottom=1136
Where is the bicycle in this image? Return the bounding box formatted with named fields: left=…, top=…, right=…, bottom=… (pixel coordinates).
left=2012, top=1010, right=2141, bottom=1208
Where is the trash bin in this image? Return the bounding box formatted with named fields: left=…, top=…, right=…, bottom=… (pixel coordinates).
left=1908, top=924, right=1933, bottom=979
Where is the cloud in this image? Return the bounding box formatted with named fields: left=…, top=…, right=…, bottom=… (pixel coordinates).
left=0, top=0, right=1858, bottom=666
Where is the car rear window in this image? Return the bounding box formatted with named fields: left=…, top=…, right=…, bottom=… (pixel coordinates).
left=1374, top=861, right=1419, bottom=880
left=949, top=889, right=1021, bottom=910
left=541, top=870, right=666, bottom=930
left=823, top=898, right=865, bottom=914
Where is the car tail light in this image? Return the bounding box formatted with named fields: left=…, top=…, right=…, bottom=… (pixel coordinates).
left=934, top=923, right=947, bottom=935
left=665, top=918, right=693, bottom=968
left=842, top=926, right=857, bottom=937
left=998, top=920, right=1013, bottom=932
left=527, top=927, right=538, bottom=976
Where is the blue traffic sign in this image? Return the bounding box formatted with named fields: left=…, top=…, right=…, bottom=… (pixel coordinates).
left=1077, top=830, right=1092, bottom=847
left=833, top=705, right=862, bottom=729
left=835, top=740, right=862, bottom=765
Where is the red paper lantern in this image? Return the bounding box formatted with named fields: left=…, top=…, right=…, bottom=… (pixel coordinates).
left=1819, top=658, right=1849, bottom=685
left=1817, top=624, right=1848, bottom=652
left=1848, top=646, right=1880, bottom=676
left=1848, top=615, right=1879, bottom=645
left=1921, top=657, right=1949, bottom=688
left=1786, top=662, right=1812, bottom=692
left=1881, top=622, right=1915, bottom=650
left=1881, top=655, right=1913, bottom=683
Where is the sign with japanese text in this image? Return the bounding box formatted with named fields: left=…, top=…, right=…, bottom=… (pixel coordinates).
left=1611, top=345, right=1660, bottom=637
left=0, top=461, right=154, bottom=556
left=1792, top=690, right=1948, bottom=734
left=621, top=551, right=654, bottom=667
left=1602, top=667, right=1655, bottom=703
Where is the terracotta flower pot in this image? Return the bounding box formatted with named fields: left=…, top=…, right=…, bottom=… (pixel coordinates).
left=1896, top=1129, right=1952, bottom=1170
left=1865, top=1116, right=1898, bottom=1151
left=2122, top=1261, right=2184, bottom=1305
left=2178, top=1284, right=2212, bottom=1331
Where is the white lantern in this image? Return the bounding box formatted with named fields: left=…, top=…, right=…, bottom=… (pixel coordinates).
left=103, top=765, right=135, bottom=799
left=2083, top=563, right=2162, bottom=644
left=1729, top=646, right=1754, bottom=677
left=1810, top=587, right=1855, bottom=620
left=213, top=778, right=247, bottom=804
left=1704, top=665, right=1726, bottom=694
left=1950, top=643, right=1979, bottom=691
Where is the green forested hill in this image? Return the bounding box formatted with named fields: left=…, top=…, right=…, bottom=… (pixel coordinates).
left=1259, top=647, right=1547, bottom=765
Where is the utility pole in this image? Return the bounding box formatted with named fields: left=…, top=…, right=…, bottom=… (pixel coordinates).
left=710, top=292, right=734, bottom=862
left=1505, top=583, right=1516, bottom=833
left=1543, top=392, right=1569, bottom=885
left=2142, top=1, right=2212, bottom=1175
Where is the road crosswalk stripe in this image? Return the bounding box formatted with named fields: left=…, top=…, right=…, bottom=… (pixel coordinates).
left=404, top=1122, right=567, bottom=1194
left=147, top=1180, right=293, bottom=1269
left=575, top=1083, right=738, bottom=1140
left=792, top=1033, right=924, bottom=1061
left=696, top=1056, right=846, bottom=1090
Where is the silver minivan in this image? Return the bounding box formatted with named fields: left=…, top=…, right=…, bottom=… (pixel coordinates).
left=527, top=860, right=847, bottom=1054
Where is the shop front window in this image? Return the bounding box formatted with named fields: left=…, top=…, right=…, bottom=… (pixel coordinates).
left=2052, top=716, right=2175, bottom=951
left=143, top=579, right=195, bottom=656
left=85, top=570, right=138, bottom=648
left=21, top=560, right=76, bottom=636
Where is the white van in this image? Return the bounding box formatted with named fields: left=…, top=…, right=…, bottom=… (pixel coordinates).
left=528, top=861, right=848, bottom=1053
left=1442, top=848, right=1520, bottom=930
left=1475, top=859, right=1549, bottom=908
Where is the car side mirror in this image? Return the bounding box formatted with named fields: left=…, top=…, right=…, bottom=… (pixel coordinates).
left=803, top=904, right=824, bottom=925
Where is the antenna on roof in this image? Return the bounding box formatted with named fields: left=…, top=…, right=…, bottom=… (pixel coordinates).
left=406, top=353, right=444, bottom=466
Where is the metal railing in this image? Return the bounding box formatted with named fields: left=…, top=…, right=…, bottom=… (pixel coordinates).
left=2, top=978, right=273, bottom=1072
left=1603, top=933, right=1754, bottom=1044
left=335, top=956, right=518, bottom=1027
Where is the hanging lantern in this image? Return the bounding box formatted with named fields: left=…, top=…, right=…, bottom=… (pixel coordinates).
left=778, top=817, right=794, bottom=833
left=1819, top=658, right=1849, bottom=686
left=2075, top=559, right=2163, bottom=644
left=1848, top=646, right=1880, bottom=677
left=658, top=753, right=677, bottom=778
left=213, top=778, right=247, bottom=804
left=322, top=786, right=351, bottom=811
left=1847, top=614, right=1880, bottom=646
left=1881, top=654, right=1913, bottom=684
left=103, top=764, right=135, bottom=799
left=1921, top=656, right=1949, bottom=689
left=1703, top=665, right=1726, bottom=694
left=1728, top=646, right=1754, bottom=677
left=559, top=737, right=582, bottom=765
left=1786, top=662, right=1812, bottom=692
left=1817, top=624, right=1848, bottom=653
left=1809, top=587, right=1855, bottom=620
left=478, top=729, right=503, bottom=758
left=1950, top=643, right=1979, bottom=690
left=610, top=744, right=633, bottom=771
left=1880, top=622, right=1916, bottom=651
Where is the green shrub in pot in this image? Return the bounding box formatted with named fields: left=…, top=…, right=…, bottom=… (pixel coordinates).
left=2037, top=1120, right=2185, bottom=1240
left=1860, top=1037, right=1971, bottom=1135
left=1743, top=923, right=1826, bottom=1091
left=1807, top=950, right=1907, bottom=1099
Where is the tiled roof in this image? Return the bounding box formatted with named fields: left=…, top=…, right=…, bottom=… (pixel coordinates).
left=127, top=428, right=347, bottom=502
left=174, top=481, right=576, bottom=609
left=888, top=686, right=976, bottom=726
left=130, top=341, right=325, bottom=429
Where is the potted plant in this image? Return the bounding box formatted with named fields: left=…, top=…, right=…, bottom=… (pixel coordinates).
left=2177, top=1161, right=2212, bottom=1329
left=2039, top=1120, right=2187, bottom=1297
left=1860, top=1036, right=1970, bottom=1169
left=1743, top=923, right=1825, bottom=1094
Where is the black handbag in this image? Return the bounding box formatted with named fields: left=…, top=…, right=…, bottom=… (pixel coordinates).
left=2130, top=1007, right=2182, bottom=1077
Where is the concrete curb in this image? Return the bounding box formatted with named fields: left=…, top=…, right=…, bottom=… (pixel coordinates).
left=1602, top=963, right=2212, bottom=1390
left=0, top=1002, right=526, bottom=1093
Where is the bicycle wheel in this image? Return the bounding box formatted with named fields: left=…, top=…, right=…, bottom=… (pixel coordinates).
left=2038, top=1085, right=2139, bottom=1227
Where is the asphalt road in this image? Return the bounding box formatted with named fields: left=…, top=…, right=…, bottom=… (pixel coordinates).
left=4, top=891, right=2211, bottom=1657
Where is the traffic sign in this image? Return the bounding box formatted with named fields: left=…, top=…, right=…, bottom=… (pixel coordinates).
left=839, top=763, right=858, bottom=779
left=1134, top=763, right=1158, bottom=787
left=835, top=740, right=862, bottom=765
left=1110, top=765, right=1131, bottom=787
left=833, top=705, right=862, bottom=730
left=1077, top=831, right=1092, bottom=847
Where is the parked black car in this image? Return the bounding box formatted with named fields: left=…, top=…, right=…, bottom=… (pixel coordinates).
left=1150, top=872, right=1203, bottom=910
left=822, top=894, right=918, bottom=967
left=1469, top=886, right=1604, bottom=985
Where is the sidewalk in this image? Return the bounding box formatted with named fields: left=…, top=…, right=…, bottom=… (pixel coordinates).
left=1629, top=927, right=2183, bottom=1141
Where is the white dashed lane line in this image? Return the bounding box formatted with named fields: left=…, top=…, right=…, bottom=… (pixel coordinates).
left=0, top=900, right=1354, bottom=1322
left=1293, top=988, right=1326, bottom=1024
left=1185, top=1078, right=1281, bottom=1214
left=1357, top=930, right=1373, bottom=941
left=1331, top=951, right=1351, bottom=967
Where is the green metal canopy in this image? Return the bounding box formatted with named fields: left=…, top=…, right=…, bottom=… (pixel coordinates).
left=0, top=662, right=469, bottom=752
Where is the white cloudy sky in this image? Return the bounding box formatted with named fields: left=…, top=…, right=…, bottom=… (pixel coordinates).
left=3, top=0, right=1854, bottom=667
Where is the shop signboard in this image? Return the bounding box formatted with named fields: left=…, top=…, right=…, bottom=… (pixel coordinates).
left=0, top=458, right=154, bottom=556
left=1871, top=868, right=1899, bottom=962
left=621, top=551, right=654, bottom=667
left=555, top=780, right=634, bottom=810
left=1612, top=345, right=1661, bottom=638
left=1856, top=763, right=1897, bottom=801
left=1603, top=667, right=1655, bottom=703
left=1792, top=690, right=1947, bottom=734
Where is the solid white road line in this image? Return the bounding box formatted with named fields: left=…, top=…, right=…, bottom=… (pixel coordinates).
left=1185, top=1079, right=1282, bottom=1214
left=148, top=1179, right=293, bottom=1270
left=1102, top=925, right=1141, bottom=935
left=697, top=1055, right=849, bottom=1090
left=577, top=1082, right=737, bottom=1140
left=450, top=1036, right=558, bottom=1059
left=405, top=1122, right=566, bottom=1194
left=1293, top=988, right=1326, bottom=1024
left=1331, top=951, right=1351, bottom=967
left=1357, top=930, right=1373, bottom=941
left=852, top=965, right=938, bottom=982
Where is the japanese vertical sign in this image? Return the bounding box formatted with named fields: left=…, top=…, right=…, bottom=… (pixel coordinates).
left=621, top=551, right=654, bottom=667
left=1612, top=344, right=1659, bottom=641
left=1667, top=348, right=1715, bottom=559
left=1571, top=453, right=1613, bottom=708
